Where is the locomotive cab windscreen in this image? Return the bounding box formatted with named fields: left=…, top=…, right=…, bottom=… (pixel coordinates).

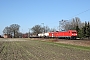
left=68, top=30, right=77, bottom=36
left=72, top=32, right=77, bottom=36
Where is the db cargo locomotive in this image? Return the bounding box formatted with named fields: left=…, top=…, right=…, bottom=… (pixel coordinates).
left=38, top=30, right=77, bottom=39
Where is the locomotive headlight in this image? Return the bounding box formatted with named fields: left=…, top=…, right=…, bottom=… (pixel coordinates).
left=76, top=34, right=77, bottom=35
left=72, top=34, right=73, bottom=35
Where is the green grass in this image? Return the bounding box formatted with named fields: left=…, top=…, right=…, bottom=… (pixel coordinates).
left=33, top=40, right=90, bottom=51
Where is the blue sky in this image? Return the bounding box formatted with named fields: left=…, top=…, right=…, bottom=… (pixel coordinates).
left=0, top=0, right=90, bottom=34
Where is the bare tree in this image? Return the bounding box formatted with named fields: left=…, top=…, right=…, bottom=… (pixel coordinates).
left=64, top=17, right=84, bottom=30
left=44, top=26, right=50, bottom=32
left=10, top=24, right=20, bottom=38
left=64, top=22, right=71, bottom=30
left=3, top=26, right=12, bottom=34
left=31, top=25, right=43, bottom=35
left=59, top=20, right=68, bottom=31
left=3, top=24, right=20, bottom=38
left=50, top=28, right=56, bottom=32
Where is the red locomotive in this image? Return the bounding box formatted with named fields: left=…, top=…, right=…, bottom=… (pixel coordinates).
left=38, top=30, right=77, bottom=39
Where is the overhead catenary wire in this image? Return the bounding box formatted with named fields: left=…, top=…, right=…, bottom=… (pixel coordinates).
left=68, top=9, right=90, bottom=20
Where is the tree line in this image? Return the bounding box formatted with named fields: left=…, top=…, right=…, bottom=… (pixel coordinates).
left=3, top=17, right=90, bottom=39
left=64, top=17, right=90, bottom=39
left=3, top=24, right=56, bottom=38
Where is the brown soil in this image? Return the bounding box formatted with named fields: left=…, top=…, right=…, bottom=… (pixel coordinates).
left=0, top=38, right=90, bottom=60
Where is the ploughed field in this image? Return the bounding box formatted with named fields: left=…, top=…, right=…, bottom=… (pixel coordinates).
left=0, top=38, right=90, bottom=60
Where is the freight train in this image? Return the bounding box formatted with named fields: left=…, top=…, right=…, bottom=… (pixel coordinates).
left=38, top=30, right=77, bottom=39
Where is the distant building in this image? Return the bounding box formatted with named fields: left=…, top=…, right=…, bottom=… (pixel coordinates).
left=22, top=33, right=28, bottom=38
left=3, top=34, right=12, bottom=38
